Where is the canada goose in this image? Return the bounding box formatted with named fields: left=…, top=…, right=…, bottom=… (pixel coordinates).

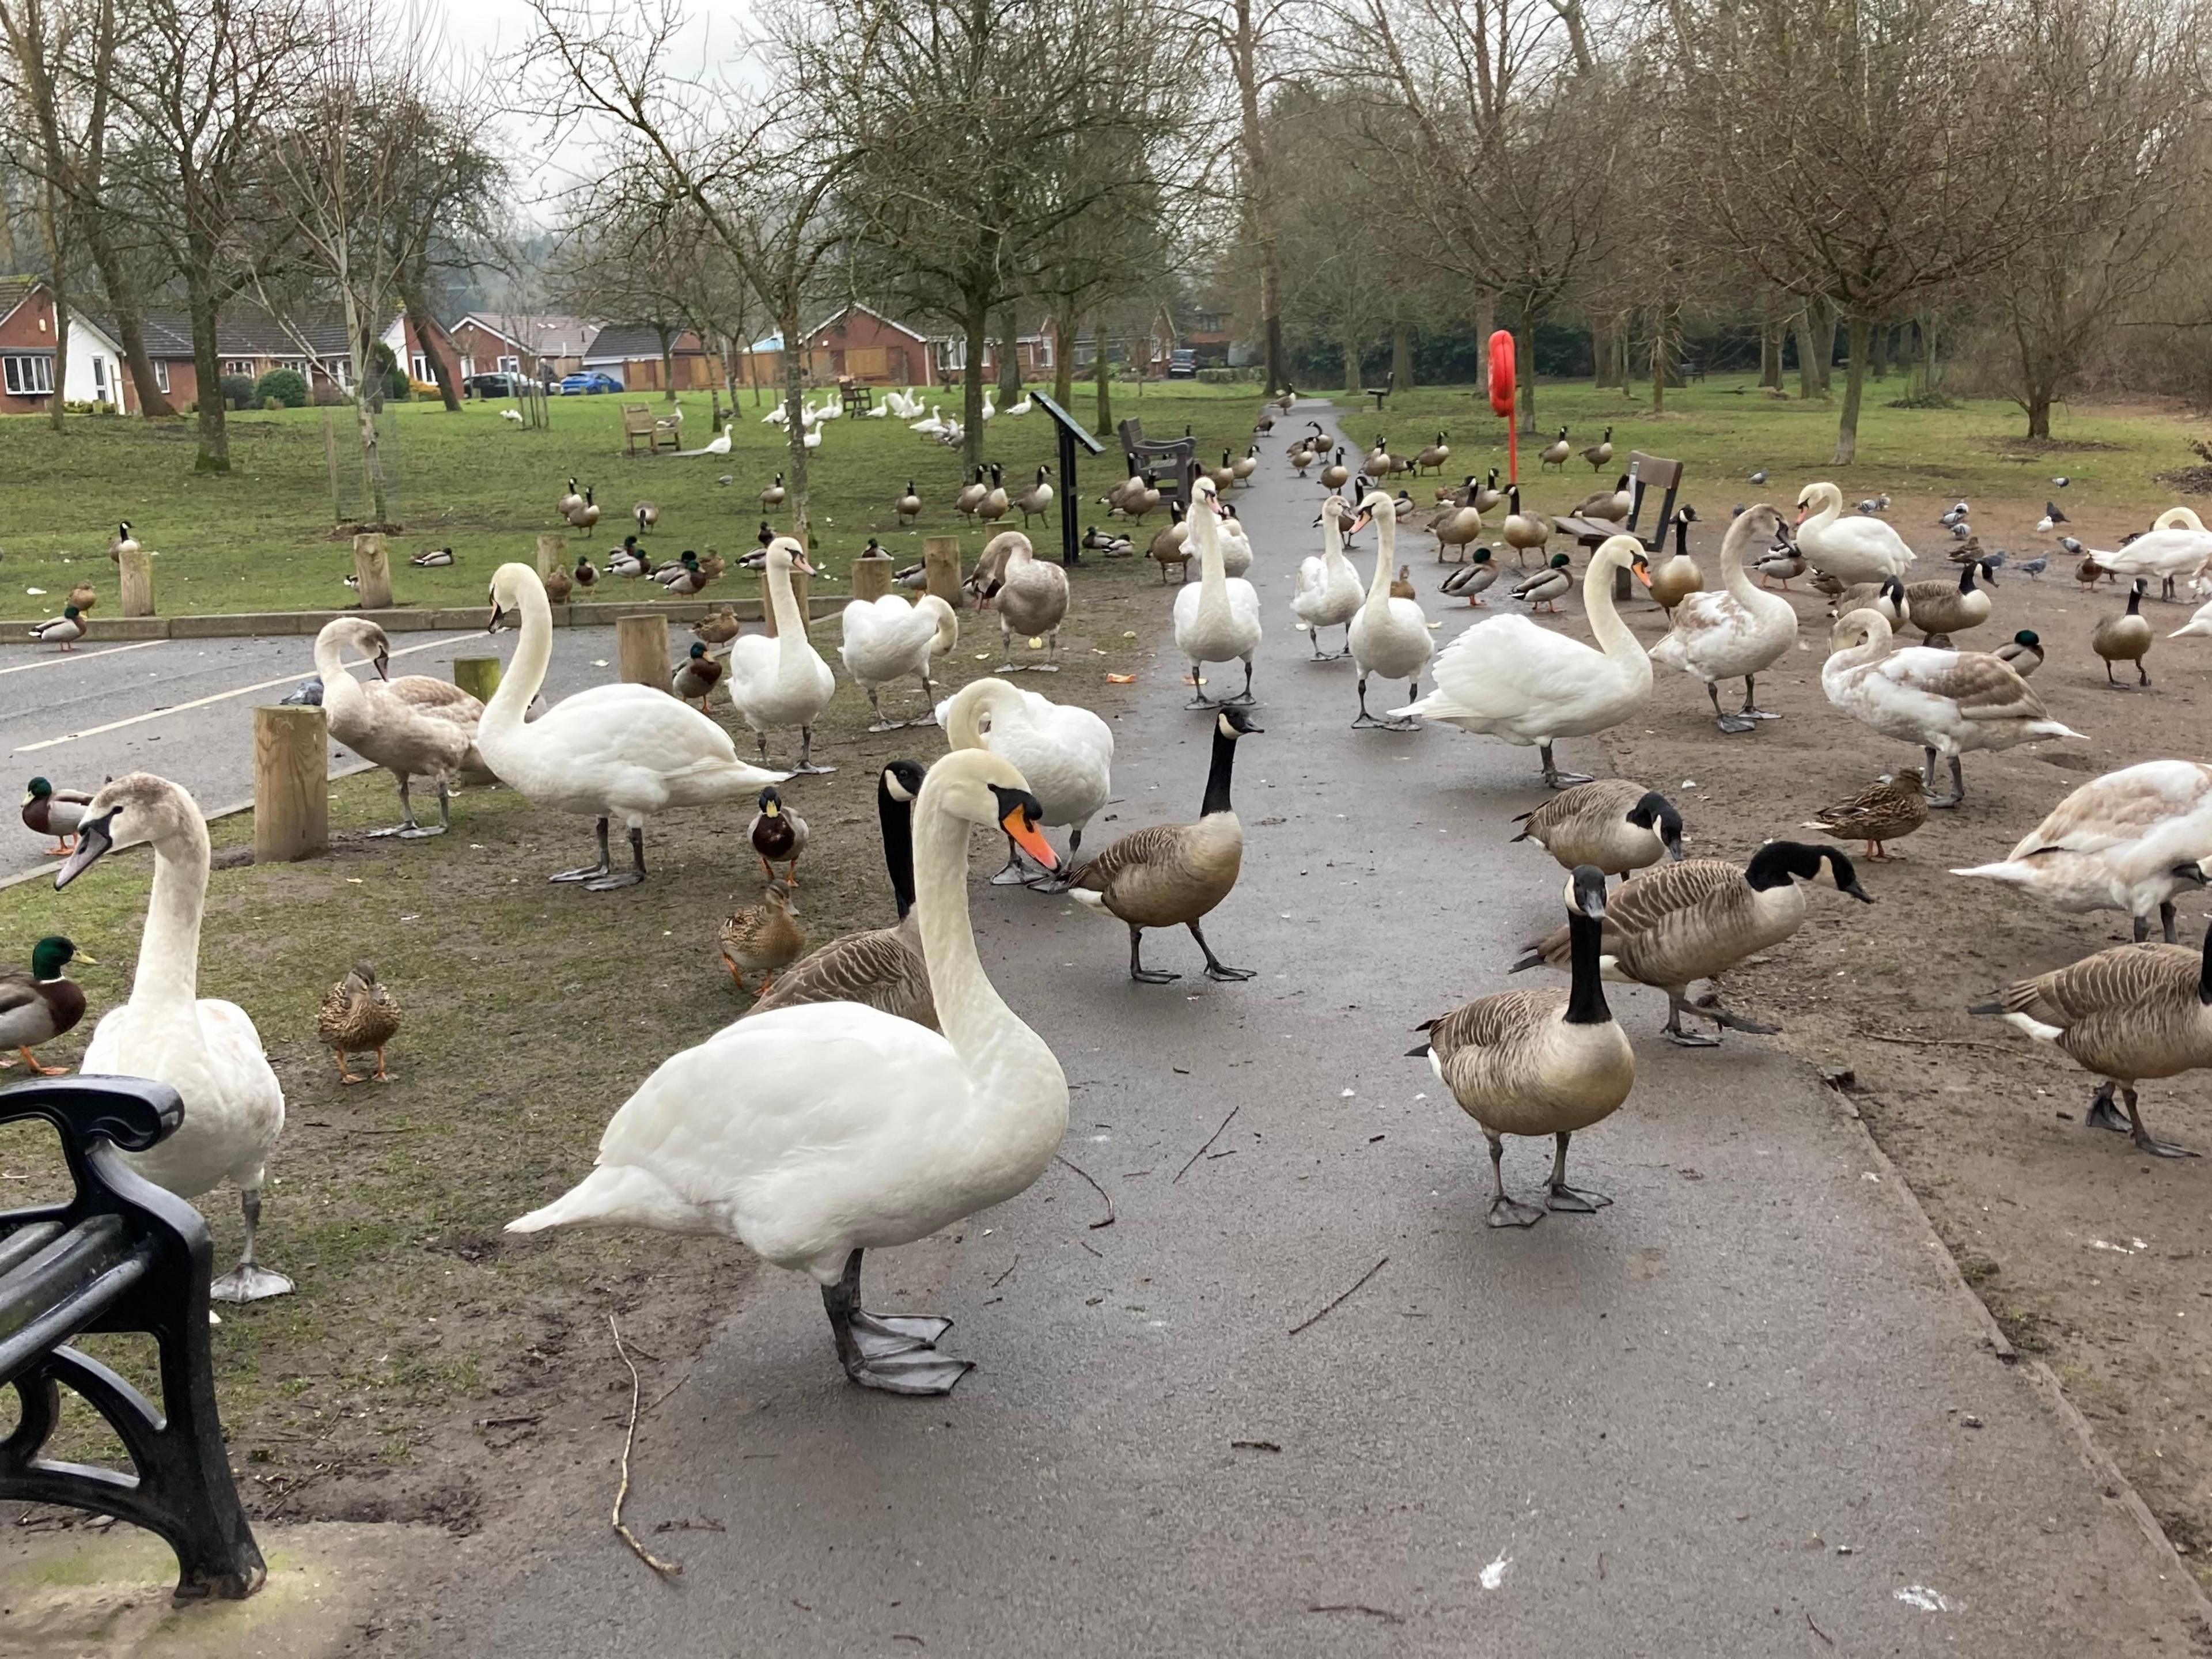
left=1364, top=434, right=1391, bottom=474
left=635, top=501, right=660, bottom=533
left=1347, top=493, right=1433, bottom=728
left=410, top=546, right=455, bottom=568
left=1510, top=779, right=1685, bottom=876
left=1830, top=574, right=1911, bottom=628
left=1513, top=840, right=1872, bottom=1046
left=566, top=485, right=600, bottom=531
left=316, top=963, right=402, bottom=1085
left=1822, top=610, right=2084, bottom=806
left=1283, top=421, right=1324, bottom=459
left=1230, top=445, right=1258, bottom=486
left=2084, top=507, right=2212, bottom=601
left=1411, top=865, right=1633, bottom=1228
left=1647, top=506, right=1705, bottom=614
left=1293, top=494, right=1366, bottom=657
left=1540, top=427, right=1571, bottom=470
left=1973, top=922, right=2212, bottom=1157
left=1500, top=486, right=1550, bottom=566
left=1415, top=432, right=1451, bottom=475
left=1173, top=479, right=1263, bottom=705
left=1255, top=411, right=1276, bottom=435
left=1514, top=553, right=1573, bottom=612
left=0, top=935, right=88, bottom=1074
left=1202, top=450, right=1233, bottom=491
left=2093, top=581, right=2155, bottom=685
left=1994, top=628, right=2043, bottom=676
left=1441, top=550, right=1499, bottom=607
left=1149, top=503, right=1191, bottom=583
left=312, top=618, right=484, bottom=837
left=1794, top=483, right=1914, bottom=584
left=1648, top=503, right=1797, bottom=733
left=994, top=535, right=1070, bottom=669
left=1903, top=558, right=1997, bottom=643
left=1472, top=469, right=1503, bottom=516
left=1070, top=707, right=1259, bottom=983
left=955, top=467, right=990, bottom=519
left=29, top=607, right=85, bottom=651
left=897, top=481, right=923, bottom=524
left=1953, top=760, right=2212, bottom=942
left=1580, top=426, right=1614, bottom=472
left=557, top=480, right=582, bottom=519
left=1802, top=771, right=1927, bottom=861
left=759, top=472, right=787, bottom=510
left=977, top=464, right=1010, bottom=524
left=1321, top=449, right=1351, bottom=491
left=1570, top=474, right=1631, bottom=524
left=1428, top=479, right=1484, bottom=563
left=1290, top=441, right=1317, bottom=473
left=1014, top=464, right=1056, bottom=528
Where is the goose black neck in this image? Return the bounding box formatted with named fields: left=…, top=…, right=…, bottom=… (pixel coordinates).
left=1564, top=905, right=1611, bottom=1025
left=878, top=783, right=918, bottom=919
left=1201, top=725, right=1242, bottom=818
left=1745, top=840, right=1820, bottom=891
left=2128, top=588, right=2143, bottom=615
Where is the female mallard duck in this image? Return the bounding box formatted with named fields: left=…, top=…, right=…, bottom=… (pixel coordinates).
left=1390, top=565, right=1416, bottom=600
left=1513, top=840, right=1871, bottom=1046
left=1173, top=479, right=1262, bottom=708
left=1539, top=426, right=1571, bottom=470
left=1513, top=553, right=1573, bottom=613
left=67, top=581, right=96, bottom=613
left=1411, top=865, right=1633, bottom=1227
left=410, top=546, right=456, bottom=568
left=566, top=485, right=601, bottom=531
left=1293, top=495, right=1366, bottom=656
left=1510, top=781, right=1684, bottom=877
left=1398, top=535, right=1653, bottom=789
left=673, top=642, right=724, bottom=710
left=1953, top=760, right=2212, bottom=942
left=30, top=606, right=86, bottom=651
left=508, top=749, right=1066, bottom=1396
left=940, top=676, right=1113, bottom=885
left=727, top=539, right=838, bottom=772
left=2092, top=581, right=2154, bottom=687
left=994, top=535, right=1070, bottom=670
left=1346, top=491, right=1433, bottom=729
left=0, top=936, right=89, bottom=1073
left=1801, top=771, right=1927, bottom=861
left=1903, top=558, right=1997, bottom=645
left=1821, top=610, right=2083, bottom=806
left=605, top=537, right=650, bottom=578
left=1647, top=502, right=1798, bottom=733
left=1647, top=506, right=1704, bottom=614
left=751, top=761, right=936, bottom=1028
left=543, top=562, right=573, bottom=604
left=718, top=880, right=806, bottom=994
left=1994, top=628, right=2043, bottom=676
left=1500, top=486, right=1550, bottom=566
left=1150, top=503, right=1192, bottom=584
left=749, top=785, right=808, bottom=884
left=1794, top=482, right=1915, bottom=585
left=56, top=774, right=290, bottom=1300
left=313, top=618, right=483, bottom=836
left=1441, top=549, right=1498, bottom=608
left=23, top=777, right=93, bottom=854
left=693, top=604, right=741, bottom=647
left=1069, top=706, right=1259, bottom=983
left=1974, top=918, right=2212, bottom=1157
left=842, top=593, right=958, bottom=728
left=760, top=472, right=787, bottom=509
left=315, top=963, right=402, bottom=1084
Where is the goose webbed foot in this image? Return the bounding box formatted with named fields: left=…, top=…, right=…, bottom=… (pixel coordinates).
left=1538, top=743, right=1594, bottom=789
left=1663, top=995, right=1723, bottom=1046
left=1714, top=713, right=1758, bottom=734
left=1691, top=991, right=1777, bottom=1035
left=2085, top=1082, right=2130, bottom=1134
left=1190, top=922, right=1255, bottom=981
left=1128, top=926, right=1179, bottom=983
left=211, top=1264, right=295, bottom=1302
left=849, top=1309, right=955, bottom=1357
left=2123, top=1089, right=2199, bottom=1158
left=789, top=726, right=835, bottom=774
left=1487, top=1193, right=1544, bottom=1227
left=551, top=817, right=615, bottom=882
left=1547, top=1183, right=1612, bottom=1213
left=989, top=835, right=1039, bottom=885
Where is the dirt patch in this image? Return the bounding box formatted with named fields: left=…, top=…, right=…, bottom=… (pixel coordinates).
left=1580, top=524, right=2212, bottom=1586
left=1975, top=434, right=2129, bottom=455
left=2156, top=465, right=2212, bottom=497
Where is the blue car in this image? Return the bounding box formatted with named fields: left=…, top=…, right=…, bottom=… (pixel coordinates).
left=559, top=372, right=624, bottom=395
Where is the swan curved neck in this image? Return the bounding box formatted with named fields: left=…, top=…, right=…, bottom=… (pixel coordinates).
left=135, top=816, right=211, bottom=1017
left=1195, top=506, right=1227, bottom=593
left=767, top=560, right=808, bottom=648
left=1583, top=554, right=1640, bottom=665
left=486, top=581, right=552, bottom=732
left=911, top=802, right=1030, bottom=1073
left=1368, top=516, right=1398, bottom=599
left=1718, top=522, right=1759, bottom=603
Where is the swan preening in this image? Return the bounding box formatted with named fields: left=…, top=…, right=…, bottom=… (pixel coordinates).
left=509, top=749, right=1066, bottom=1395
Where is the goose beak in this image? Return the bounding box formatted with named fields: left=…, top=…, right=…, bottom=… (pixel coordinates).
left=55, top=809, right=118, bottom=890
left=1002, top=804, right=1059, bottom=872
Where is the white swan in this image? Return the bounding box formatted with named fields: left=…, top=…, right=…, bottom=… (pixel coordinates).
left=911, top=405, right=945, bottom=436
left=2091, top=508, right=2212, bottom=601
left=1394, top=535, right=1653, bottom=788
left=1005, top=391, right=1033, bottom=416
left=1648, top=503, right=1800, bottom=733
left=1821, top=609, right=2084, bottom=806
left=703, top=422, right=733, bottom=455
left=1217, top=506, right=1253, bottom=578
left=980, top=389, right=997, bottom=422
left=312, top=617, right=483, bottom=836
left=938, top=675, right=1113, bottom=885
left=479, top=563, right=786, bottom=887
left=507, top=749, right=1067, bottom=1396
left=1292, top=494, right=1365, bottom=658
left=727, top=539, right=839, bottom=771
left=1346, top=490, right=1434, bottom=729
left=1172, top=477, right=1263, bottom=707
left=1796, top=482, right=1916, bottom=584
left=762, top=404, right=788, bottom=427
left=840, top=593, right=959, bottom=729
left=56, top=775, right=290, bottom=1302
left=1952, top=759, right=2212, bottom=941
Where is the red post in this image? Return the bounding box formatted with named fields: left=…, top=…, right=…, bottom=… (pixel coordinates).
left=1488, top=330, right=1518, bottom=486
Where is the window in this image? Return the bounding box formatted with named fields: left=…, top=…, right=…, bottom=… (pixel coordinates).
left=459, top=356, right=476, bottom=378
left=1035, top=334, right=1054, bottom=369
left=411, top=353, right=429, bottom=381
left=223, top=359, right=255, bottom=376
left=498, top=355, right=520, bottom=374
left=2, top=354, right=54, bottom=396
left=92, top=357, right=108, bottom=395
left=152, top=359, right=171, bottom=393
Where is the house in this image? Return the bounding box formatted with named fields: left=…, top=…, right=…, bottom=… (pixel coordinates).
left=449, top=313, right=595, bottom=383
left=123, top=303, right=355, bottom=407
left=798, top=305, right=935, bottom=387
left=378, top=315, right=464, bottom=389
left=0, top=276, right=139, bottom=414
left=581, top=324, right=723, bottom=392
left=926, top=318, right=1058, bottom=385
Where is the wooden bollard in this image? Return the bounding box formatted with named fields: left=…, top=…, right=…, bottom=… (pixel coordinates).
left=118, top=546, right=155, bottom=618
left=353, top=533, right=392, bottom=609
left=536, top=533, right=566, bottom=579
left=253, top=705, right=328, bottom=864
left=616, top=613, right=672, bottom=692
left=850, top=554, right=893, bottom=603
left=760, top=565, right=811, bottom=639
left=923, top=536, right=963, bottom=608
left=453, top=658, right=501, bottom=783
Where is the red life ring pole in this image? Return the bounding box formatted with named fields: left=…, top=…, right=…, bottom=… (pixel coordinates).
left=1487, top=329, right=1518, bottom=486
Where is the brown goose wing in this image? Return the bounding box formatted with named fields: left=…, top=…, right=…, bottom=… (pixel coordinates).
left=1067, top=824, right=1195, bottom=898
left=748, top=920, right=937, bottom=1028
left=2002, top=943, right=2196, bottom=1025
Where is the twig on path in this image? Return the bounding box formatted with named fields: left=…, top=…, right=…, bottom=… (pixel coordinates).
left=1056, top=1155, right=1115, bottom=1228
left=1805, top=1611, right=1834, bottom=1646
left=1308, top=1604, right=1404, bottom=1624
left=1173, top=1104, right=1241, bottom=1183
left=1850, top=1029, right=2022, bottom=1057
left=1289, top=1256, right=1389, bottom=1336
left=991, top=1255, right=1021, bottom=1288
left=607, top=1315, right=682, bottom=1579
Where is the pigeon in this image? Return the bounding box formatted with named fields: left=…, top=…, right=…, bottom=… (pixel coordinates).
left=2016, top=555, right=2048, bottom=579
left=1855, top=493, right=1891, bottom=514
left=2036, top=501, right=2068, bottom=532
left=2057, top=535, right=2085, bottom=556
left=2050, top=476, right=2070, bottom=488
left=1748, top=468, right=1768, bottom=484
left=279, top=677, right=324, bottom=706
left=1950, top=521, right=1972, bottom=539
left=717, top=474, right=734, bottom=487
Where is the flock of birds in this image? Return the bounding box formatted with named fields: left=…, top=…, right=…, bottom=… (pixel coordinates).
left=11, top=392, right=2212, bottom=1400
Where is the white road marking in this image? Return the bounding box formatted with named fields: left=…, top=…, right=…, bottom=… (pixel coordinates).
left=0, top=638, right=170, bottom=676
left=12, top=631, right=484, bottom=753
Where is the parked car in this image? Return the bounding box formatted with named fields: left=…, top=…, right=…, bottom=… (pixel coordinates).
left=559, top=372, right=624, bottom=395
left=464, top=371, right=527, bottom=399
left=1166, top=349, right=1197, bottom=379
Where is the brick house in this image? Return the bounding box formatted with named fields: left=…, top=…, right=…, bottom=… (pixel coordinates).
left=0, top=277, right=138, bottom=414
left=448, top=313, right=597, bottom=383
left=380, top=315, right=465, bottom=389
left=581, top=324, right=724, bottom=392
left=926, top=318, right=1059, bottom=385
left=799, top=305, right=935, bottom=386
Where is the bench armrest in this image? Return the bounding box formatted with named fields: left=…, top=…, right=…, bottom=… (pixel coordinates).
left=0, top=1075, right=181, bottom=1155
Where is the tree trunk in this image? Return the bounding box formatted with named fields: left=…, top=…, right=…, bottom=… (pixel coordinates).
left=961, top=300, right=988, bottom=470
left=84, top=224, right=171, bottom=416
left=1759, top=309, right=1782, bottom=390
left=1391, top=320, right=1414, bottom=390
left=781, top=297, right=810, bottom=543
left=1052, top=301, right=1076, bottom=407
left=1918, top=312, right=1942, bottom=399
left=406, top=289, right=463, bottom=411
left=1092, top=307, right=1112, bottom=434
left=1340, top=318, right=1361, bottom=394
left=1793, top=310, right=1818, bottom=400
left=1834, top=315, right=1870, bottom=466
left=185, top=265, right=228, bottom=471
left=1232, top=0, right=1283, bottom=395
left=1517, top=318, right=1536, bottom=434
left=722, top=334, right=741, bottom=419
left=1870, top=322, right=1890, bottom=380
left=1471, top=291, right=1493, bottom=397
left=658, top=324, right=678, bottom=403
left=1650, top=305, right=1666, bottom=415
left=1590, top=320, right=1610, bottom=389
left=997, top=304, right=1021, bottom=399
left=1815, top=300, right=1835, bottom=392
left=2025, top=392, right=2053, bottom=440
left=38, top=182, right=67, bottom=432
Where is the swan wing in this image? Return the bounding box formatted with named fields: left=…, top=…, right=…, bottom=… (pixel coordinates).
left=1882, top=649, right=2049, bottom=722
left=2006, top=761, right=2212, bottom=861
left=1415, top=615, right=1603, bottom=719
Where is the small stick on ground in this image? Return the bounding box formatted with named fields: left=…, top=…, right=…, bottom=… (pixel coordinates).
left=1289, top=1256, right=1389, bottom=1336
left=1056, top=1154, right=1115, bottom=1228
left=1173, top=1104, right=1241, bottom=1183
left=608, top=1314, right=682, bottom=1579
left=1307, top=1604, right=1404, bottom=1624
left=1805, top=1611, right=1834, bottom=1647
left=991, top=1255, right=1021, bottom=1288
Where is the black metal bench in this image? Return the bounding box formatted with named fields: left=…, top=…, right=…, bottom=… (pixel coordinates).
left=1, top=1075, right=266, bottom=1601
left=1361, top=368, right=1396, bottom=414
left=1117, top=418, right=1198, bottom=513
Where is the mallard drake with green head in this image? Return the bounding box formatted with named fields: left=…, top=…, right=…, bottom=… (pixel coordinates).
left=0, top=936, right=90, bottom=1074
left=748, top=786, right=808, bottom=884
left=23, top=776, right=93, bottom=853
left=30, top=606, right=85, bottom=651
left=673, top=642, right=724, bottom=709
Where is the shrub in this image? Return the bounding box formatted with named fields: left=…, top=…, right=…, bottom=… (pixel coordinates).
left=219, top=374, right=256, bottom=410
left=384, top=369, right=412, bottom=401
left=255, top=368, right=308, bottom=408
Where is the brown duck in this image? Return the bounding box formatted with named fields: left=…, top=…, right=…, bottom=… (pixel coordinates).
left=316, top=962, right=402, bottom=1084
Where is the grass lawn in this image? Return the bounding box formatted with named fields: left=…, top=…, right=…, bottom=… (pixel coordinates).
left=0, top=380, right=1259, bottom=620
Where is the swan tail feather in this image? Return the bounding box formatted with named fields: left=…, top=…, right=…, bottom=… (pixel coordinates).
left=508, top=1163, right=694, bottom=1233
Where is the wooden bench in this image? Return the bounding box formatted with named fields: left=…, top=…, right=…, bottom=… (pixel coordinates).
left=1, top=1075, right=265, bottom=1600
left=621, top=403, right=678, bottom=456
left=1550, top=452, right=1686, bottom=599
left=1361, top=368, right=1396, bottom=414
left=839, top=379, right=873, bottom=415
left=1117, top=418, right=1198, bottom=512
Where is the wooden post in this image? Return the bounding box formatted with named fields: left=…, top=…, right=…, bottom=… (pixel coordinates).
left=535, top=533, right=565, bottom=578
left=117, top=546, right=154, bottom=618
left=452, top=658, right=501, bottom=785
left=616, top=613, right=672, bottom=691
left=253, top=706, right=328, bottom=864
left=851, top=555, right=893, bottom=603
left=759, top=566, right=811, bottom=639
left=352, top=533, right=392, bottom=609
left=923, top=536, right=963, bottom=608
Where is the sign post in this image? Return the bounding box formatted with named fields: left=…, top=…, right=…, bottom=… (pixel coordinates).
left=1488, top=330, right=1518, bottom=486
left=1031, top=391, right=1107, bottom=567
